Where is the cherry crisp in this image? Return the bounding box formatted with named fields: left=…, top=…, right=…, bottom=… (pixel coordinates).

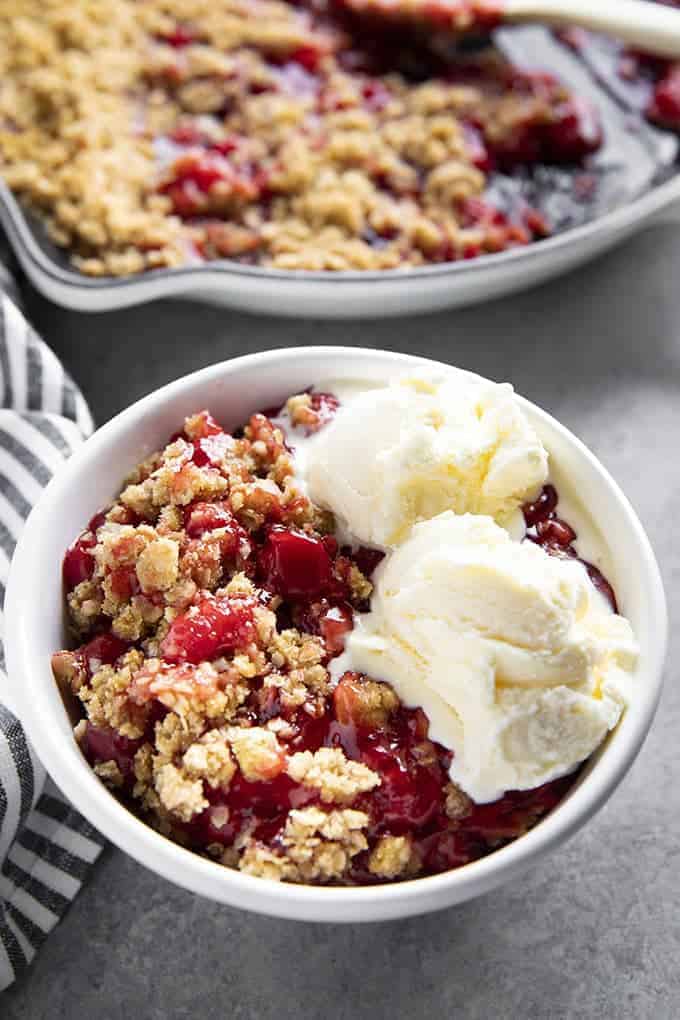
left=53, top=393, right=593, bottom=885
left=1, top=0, right=603, bottom=277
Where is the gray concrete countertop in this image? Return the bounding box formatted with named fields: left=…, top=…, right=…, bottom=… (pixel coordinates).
left=4, top=227, right=679, bottom=1019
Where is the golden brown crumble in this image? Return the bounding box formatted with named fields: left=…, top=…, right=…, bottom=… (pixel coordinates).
left=240, top=807, right=370, bottom=883
left=0, top=1, right=571, bottom=277
left=334, top=672, right=400, bottom=728
left=285, top=394, right=316, bottom=430
left=154, top=762, right=209, bottom=822
left=121, top=442, right=228, bottom=517
left=67, top=580, right=103, bottom=634
left=79, top=650, right=148, bottom=739
left=131, top=660, right=250, bottom=724
left=367, top=835, right=418, bottom=879
left=286, top=747, right=380, bottom=803
left=136, top=537, right=180, bottom=593
left=280, top=807, right=370, bottom=881
left=444, top=782, right=473, bottom=822
left=226, top=726, right=286, bottom=782
left=182, top=730, right=237, bottom=789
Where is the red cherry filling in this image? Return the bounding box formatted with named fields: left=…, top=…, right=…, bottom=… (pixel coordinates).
left=523, top=484, right=618, bottom=611
left=63, top=531, right=97, bottom=590
left=542, top=96, right=603, bottom=164
left=295, top=599, right=355, bottom=655
left=184, top=501, right=251, bottom=568
left=160, top=153, right=266, bottom=217
left=363, top=743, right=445, bottom=832
left=81, top=633, right=129, bottom=674
left=258, top=526, right=333, bottom=598
left=160, top=594, right=258, bottom=664
left=158, top=24, right=198, bottom=48
left=648, top=64, right=680, bottom=128
left=584, top=562, right=618, bottom=614
left=523, top=483, right=558, bottom=526
left=82, top=723, right=143, bottom=784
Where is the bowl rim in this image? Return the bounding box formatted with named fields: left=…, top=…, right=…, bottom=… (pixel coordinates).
left=2, top=170, right=680, bottom=294
left=5, top=346, right=668, bottom=916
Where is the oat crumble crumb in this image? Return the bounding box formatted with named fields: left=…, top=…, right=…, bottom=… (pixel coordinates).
left=444, top=782, right=472, bottom=821
left=93, top=760, right=124, bottom=789
left=227, top=726, right=286, bottom=782
left=287, top=747, right=380, bottom=803
left=368, top=835, right=417, bottom=879
left=136, top=537, right=180, bottom=593
left=182, top=730, right=237, bottom=789
left=154, top=762, right=208, bottom=822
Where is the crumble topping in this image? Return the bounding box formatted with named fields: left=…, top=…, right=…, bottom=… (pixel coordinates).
left=240, top=807, right=370, bottom=883
left=368, top=835, right=417, bottom=879
left=154, top=762, right=209, bottom=822
left=445, top=782, right=473, bottom=822
left=79, top=650, right=148, bottom=739
left=1, top=1, right=601, bottom=277
left=136, top=537, right=180, bottom=593
left=286, top=748, right=380, bottom=803
left=53, top=395, right=581, bottom=886
left=333, top=672, right=400, bottom=728
left=226, top=726, right=286, bottom=782
left=93, top=760, right=125, bottom=789
left=182, top=731, right=237, bottom=789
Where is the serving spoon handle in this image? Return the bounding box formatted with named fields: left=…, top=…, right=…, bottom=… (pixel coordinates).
left=343, top=0, right=680, bottom=59
left=505, top=0, right=680, bottom=59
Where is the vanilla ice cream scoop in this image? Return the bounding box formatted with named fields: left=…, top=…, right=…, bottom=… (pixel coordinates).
left=347, top=513, right=638, bottom=802
left=304, top=374, right=548, bottom=548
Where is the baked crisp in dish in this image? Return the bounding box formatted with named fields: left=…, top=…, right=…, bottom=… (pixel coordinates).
left=52, top=392, right=623, bottom=885
left=0, top=0, right=603, bottom=276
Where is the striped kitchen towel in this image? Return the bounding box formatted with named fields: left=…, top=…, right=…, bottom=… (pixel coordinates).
left=0, top=283, right=105, bottom=990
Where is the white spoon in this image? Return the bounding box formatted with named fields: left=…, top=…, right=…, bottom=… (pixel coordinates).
left=505, top=0, right=680, bottom=58
left=343, top=0, right=680, bottom=60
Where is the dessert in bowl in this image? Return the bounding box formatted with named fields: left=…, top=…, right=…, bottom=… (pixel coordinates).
left=5, top=348, right=666, bottom=920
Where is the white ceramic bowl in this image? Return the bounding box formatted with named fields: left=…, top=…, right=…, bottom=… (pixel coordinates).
left=5, top=347, right=667, bottom=922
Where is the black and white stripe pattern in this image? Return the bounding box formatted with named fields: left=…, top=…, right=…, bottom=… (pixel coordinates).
left=0, top=289, right=104, bottom=990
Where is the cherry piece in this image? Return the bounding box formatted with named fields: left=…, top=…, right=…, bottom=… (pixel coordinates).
left=648, top=65, right=680, bottom=128
left=80, top=633, right=129, bottom=675
left=159, top=25, right=197, bottom=48
left=350, top=545, right=385, bottom=578
left=258, top=526, right=333, bottom=598
left=523, top=484, right=558, bottom=527
left=82, top=723, right=142, bottom=783
left=63, top=532, right=97, bottom=591
left=160, top=595, right=258, bottom=664
left=289, top=44, right=325, bottom=73
left=185, top=501, right=239, bottom=539
left=535, top=517, right=577, bottom=547
left=363, top=745, right=443, bottom=831
left=542, top=97, right=603, bottom=164
left=584, top=561, right=619, bottom=614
